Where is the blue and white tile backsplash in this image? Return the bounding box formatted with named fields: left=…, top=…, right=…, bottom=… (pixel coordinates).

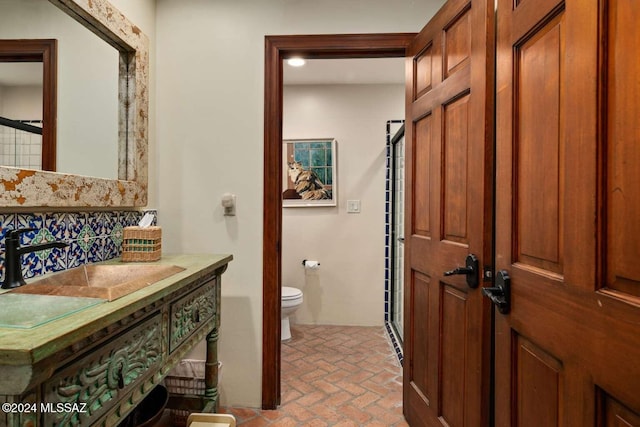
left=0, top=210, right=157, bottom=283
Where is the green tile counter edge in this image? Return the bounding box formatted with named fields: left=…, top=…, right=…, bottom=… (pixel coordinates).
left=0, top=253, right=233, bottom=366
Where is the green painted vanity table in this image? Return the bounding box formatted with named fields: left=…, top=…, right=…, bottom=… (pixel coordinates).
left=0, top=254, right=232, bottom=427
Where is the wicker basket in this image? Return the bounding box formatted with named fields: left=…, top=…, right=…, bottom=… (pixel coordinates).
left=165, top=360, right=220, bottom=427
left=121, top=226, right=162, bottom=262
left=165, top=375, right=204, bottom=427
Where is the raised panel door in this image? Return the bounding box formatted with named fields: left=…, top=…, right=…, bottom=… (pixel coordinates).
left=494, top=0, right=640, bottom=424
left=403, top=0, right=494, bottom=424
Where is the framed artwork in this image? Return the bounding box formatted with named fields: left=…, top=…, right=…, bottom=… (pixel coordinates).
left=283, top=138, right=337, bottom=207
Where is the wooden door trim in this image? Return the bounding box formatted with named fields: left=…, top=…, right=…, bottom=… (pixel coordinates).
left=263, top=33, right=415, bottom=409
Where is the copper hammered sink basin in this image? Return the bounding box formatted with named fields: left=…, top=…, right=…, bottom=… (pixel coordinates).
left=10, top=264, right=186, bottom=301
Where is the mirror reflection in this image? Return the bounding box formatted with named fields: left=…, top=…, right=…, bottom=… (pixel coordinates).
left=0, top=62, right=44, bottom=170
left=0, top=0, right=120, bottom=179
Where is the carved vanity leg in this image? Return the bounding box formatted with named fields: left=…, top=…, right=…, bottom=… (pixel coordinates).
left=203, top=275, right=222, bottom=413
left=203, top=328, right=219, bottom=412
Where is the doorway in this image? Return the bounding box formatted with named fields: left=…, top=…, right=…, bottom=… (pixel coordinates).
left=263, top=33, right=416, bottom=409
left=282, top=59, right=404, bottom=330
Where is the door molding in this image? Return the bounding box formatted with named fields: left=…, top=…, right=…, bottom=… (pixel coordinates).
left=263, top=33, right=415, bottom=409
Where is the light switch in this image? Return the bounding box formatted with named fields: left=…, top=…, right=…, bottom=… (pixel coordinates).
left=347, top=200, right=361, bottom=213
left=221, top=193, right=236, bottom=216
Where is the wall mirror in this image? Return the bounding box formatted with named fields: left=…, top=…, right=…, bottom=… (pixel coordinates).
left=0, top=0, right=119, bottom=179
left=0, top=0, right=148, bottom=208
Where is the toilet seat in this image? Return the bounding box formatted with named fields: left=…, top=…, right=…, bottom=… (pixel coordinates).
left=282, top=286, right=303, bottom=301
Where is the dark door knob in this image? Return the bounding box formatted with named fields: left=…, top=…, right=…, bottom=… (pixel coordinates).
left=444, top=254, right=479, bottom=288
left=482, top=270, right=510, bottom=314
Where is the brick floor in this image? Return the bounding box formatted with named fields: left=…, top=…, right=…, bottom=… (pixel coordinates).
left=221, top=325, right=408, bottom=426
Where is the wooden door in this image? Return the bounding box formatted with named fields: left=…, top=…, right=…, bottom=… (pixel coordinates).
left=495, top=0, right=640, bottom=425
left=403, top=0, right=494, bottom=425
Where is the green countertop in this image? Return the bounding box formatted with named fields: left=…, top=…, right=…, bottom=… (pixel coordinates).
left=0, top=294, right=104, bottom=329
left=0, top=254, right=232, bottom=367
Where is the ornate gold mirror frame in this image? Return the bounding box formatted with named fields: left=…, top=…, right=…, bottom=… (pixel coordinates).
left=0, top=0, right=148, bottom=208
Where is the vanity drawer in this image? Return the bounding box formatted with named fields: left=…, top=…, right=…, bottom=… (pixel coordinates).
left=41, top=314, right=163, bottom=426
left=169, top=278, right=217, bottom=353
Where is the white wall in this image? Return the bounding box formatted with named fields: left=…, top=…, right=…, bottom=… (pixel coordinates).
left=282, top=83, right=403, bottom=326
left=155, top=0, right=445, bottom=407
left=1, top=86, right=42, bottom=119
left=0, top=86, right=43, bottom=169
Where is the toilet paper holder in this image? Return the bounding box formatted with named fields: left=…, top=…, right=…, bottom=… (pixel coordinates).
left=302, top=259, right=320, bottom=267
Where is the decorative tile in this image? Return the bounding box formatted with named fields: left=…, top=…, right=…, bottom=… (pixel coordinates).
left=102, top=211, right=120, bottom=236
left=65, top=212, right=88, bottom=240
left=32, top=228, right=56, bottom=256
left=21, top=251, right=43, bottom=280
left=121, top=211, right=139, bottom=227
left=77, top=224, right=97, bottom=253
left=86, top=238, right=105, bottom=263
left=103, top=236, right=120, bottom=260
left=42, top=212, right=67, bottom=241
left=0, top=213, right=16, bottom=246
left=68, top=221, right=104, bottom=267
left=0, top=209, right=156, bottom=282
left=42, top=246, right=68, bottom=274
left=86, top=212, right=104, bottom=237
left=110, top=222, right=124, bottom=247
left=67, top=241, right=88, bottom=269
left=15, top=214, right=44, bottom=244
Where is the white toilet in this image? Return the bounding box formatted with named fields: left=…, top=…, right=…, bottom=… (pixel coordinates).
left=281, top=286, right=303, bottom=341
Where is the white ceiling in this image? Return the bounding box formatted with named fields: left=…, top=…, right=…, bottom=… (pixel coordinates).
left=283, top=58, right=405, bottom=85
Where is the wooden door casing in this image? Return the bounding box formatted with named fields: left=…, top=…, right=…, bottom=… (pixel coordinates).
left=403, top=0, right=494, bottom=425
left=495, top=0, right=640, bottom=425
left=263, top=33, right=417, bottom=410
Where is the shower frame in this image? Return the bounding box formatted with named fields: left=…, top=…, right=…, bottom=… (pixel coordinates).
left=385, top=121, right=405, bottom=365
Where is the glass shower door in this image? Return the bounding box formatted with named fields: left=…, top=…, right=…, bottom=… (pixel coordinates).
left=390, top=125, right=405, bottom=341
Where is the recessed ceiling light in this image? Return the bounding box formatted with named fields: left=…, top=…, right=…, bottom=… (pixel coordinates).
left=287, top=58, right=306, bottom=67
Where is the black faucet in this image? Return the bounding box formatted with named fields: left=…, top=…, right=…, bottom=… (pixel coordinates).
left=2, top=228, right=69, bottom=289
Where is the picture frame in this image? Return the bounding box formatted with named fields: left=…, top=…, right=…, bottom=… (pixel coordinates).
left=283, top=138, right=337, bottom=207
